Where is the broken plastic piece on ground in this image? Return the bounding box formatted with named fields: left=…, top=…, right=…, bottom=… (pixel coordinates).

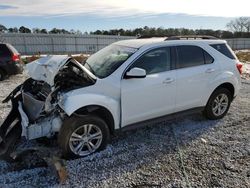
left=9, top=146, right=68, bottom=183
left=45, top=156, right=68, bottom=184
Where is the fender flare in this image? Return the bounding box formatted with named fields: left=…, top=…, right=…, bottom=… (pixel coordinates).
left=59, top=93, right=120, bottom=130
left=204, top=71, right=239, bottom=106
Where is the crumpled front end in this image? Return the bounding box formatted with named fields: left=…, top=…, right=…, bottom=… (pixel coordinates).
left=0, top=55, right=95, bottom=161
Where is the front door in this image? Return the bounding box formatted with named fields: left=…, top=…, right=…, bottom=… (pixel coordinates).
left=121, top=47, right=176, bottom=126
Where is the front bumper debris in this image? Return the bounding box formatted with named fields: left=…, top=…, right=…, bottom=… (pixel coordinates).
left=10, top=146, right=68, bottom=183
left=0, top=87, right=67, bottom=183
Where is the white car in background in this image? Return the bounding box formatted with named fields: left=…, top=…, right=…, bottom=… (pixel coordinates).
left=0, top=36, right=242, bottom=160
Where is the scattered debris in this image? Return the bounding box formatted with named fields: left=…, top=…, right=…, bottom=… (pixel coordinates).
left=200, top=138, right=207, bottom=144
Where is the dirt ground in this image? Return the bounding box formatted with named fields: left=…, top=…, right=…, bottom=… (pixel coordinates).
left=0, top=75, right=249, bottom=187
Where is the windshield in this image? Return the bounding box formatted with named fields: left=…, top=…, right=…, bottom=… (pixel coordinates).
left=84, top=44, right=137, bottom=78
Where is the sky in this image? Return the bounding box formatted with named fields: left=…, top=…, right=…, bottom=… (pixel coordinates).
left=0, top=0, right=250, bottom=32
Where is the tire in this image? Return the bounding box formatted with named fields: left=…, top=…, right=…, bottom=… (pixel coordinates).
left=203, top=88, right=232, bottom=120
left=58, top=115, right=110, bottom=159
left=0, top=69, right=6, bottom=81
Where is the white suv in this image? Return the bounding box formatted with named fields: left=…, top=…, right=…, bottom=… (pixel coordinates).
left=0, top=36, right=242, bottom=160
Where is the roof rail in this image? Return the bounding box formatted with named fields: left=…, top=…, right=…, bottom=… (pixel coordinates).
left=165, top=35, right=217, bottom=40
left=137, top=35, right=166, bottom=39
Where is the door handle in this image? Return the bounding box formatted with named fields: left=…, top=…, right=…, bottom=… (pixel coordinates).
left=163, top=78, right=174, bottom=84
left=205, top=68, right=215, bottom=73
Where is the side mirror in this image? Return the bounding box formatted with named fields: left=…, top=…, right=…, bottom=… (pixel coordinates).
left=125, top=67, right=146, bottom=79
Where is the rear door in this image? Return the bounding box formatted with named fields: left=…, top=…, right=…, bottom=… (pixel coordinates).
left=175, top=45, right=218, bottom=111
left=121, top=47, right=177, bottom=126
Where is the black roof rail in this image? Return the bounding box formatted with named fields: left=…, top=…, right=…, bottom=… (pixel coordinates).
left=137, top=35, right=167, bottom=39
left=165, top=35, right=217, bottom=40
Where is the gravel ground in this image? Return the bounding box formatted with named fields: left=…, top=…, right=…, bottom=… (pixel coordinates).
left=0, top=74, right=249, bottom=188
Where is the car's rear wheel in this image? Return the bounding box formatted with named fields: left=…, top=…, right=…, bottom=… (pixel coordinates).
left=204, top=88, right=232, bottom=120
left=0, top=69, right=6, bottom=81
left=58, top=115, right=110, bottom=159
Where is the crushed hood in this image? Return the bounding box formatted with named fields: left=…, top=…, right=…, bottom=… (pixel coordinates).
left=25, top=55, right=96, bottom=86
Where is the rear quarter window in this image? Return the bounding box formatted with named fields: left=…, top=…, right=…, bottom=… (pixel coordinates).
left=210, top=43, right=236, bottom=60
left=204, top=50, right=214, bottom=64
left=0, top=44, right=12, bottom=57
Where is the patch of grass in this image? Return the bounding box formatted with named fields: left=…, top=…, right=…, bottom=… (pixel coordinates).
left=236, top=51, right=250, bottom=63
left=21, top=55, right=40, bottom=64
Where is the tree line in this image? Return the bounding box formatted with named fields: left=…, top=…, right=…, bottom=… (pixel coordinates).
left=90, top=27, right=250, bottom=38
left=0, top=25, right=85, bottom=35
left=0, top=17, right=250, bottom=38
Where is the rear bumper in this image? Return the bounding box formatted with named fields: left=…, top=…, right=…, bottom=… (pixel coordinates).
left=11, top=62, right=24, bottom=74
left=2, top=61, right=23, bottom=75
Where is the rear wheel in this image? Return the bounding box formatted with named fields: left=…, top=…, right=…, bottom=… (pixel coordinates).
left=204, top=88, right=232, bottom=120
left=0, top=69, right=6, bottom=81
left=58, top=115, right=110, bottom=159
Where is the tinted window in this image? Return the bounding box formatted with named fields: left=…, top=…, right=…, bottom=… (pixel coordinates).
left=210, top=43, right=236, bottom=59
left=131, top=47, right=171, bottom=74
left=177, top=45, right=205, bottom=68
left=204, top=50, right=214, bottom=64
left=0, top=44, right=11, bottom=57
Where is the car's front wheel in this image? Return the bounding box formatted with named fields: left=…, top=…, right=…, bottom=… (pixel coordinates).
left=58, top=115, right=110, bottom=159
left=204, top=88, right=232, bottom=120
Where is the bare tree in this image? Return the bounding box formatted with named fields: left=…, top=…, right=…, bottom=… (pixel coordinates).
left=227, top=17, right=250, bottom=32
left=243, top=19, right=250, bottom=32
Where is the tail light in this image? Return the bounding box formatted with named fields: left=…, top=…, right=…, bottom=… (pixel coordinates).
left=236, top=63, right=243, bottom=75
left=12, top=54, right=20, bottom=62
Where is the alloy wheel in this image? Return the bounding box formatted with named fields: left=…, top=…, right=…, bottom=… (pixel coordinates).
left=69, top=124, right=103, bottom=156
left=212, top=93, right=229, bottom=116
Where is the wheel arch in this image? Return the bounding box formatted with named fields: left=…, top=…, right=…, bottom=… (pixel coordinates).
left=71, top=105, right=115, bottom=135
left=212, top=82, right=235, bottom=99
left=59, top=93, right=120, bottom=132
left=206, top=82, right=235, bottom=106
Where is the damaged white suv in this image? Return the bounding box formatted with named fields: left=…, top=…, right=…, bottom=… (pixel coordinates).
left=0, top=36, right=242, bottom=160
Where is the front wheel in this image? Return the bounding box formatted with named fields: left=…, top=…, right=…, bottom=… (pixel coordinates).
left=58, top=115, right=110, bottom=159
left=203, top=88, right=232, bottom=120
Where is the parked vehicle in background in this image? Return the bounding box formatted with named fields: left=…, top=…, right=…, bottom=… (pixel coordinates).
left=0, top=43, right=23, bottom=80
left=0, top=36, right=242, bottom=161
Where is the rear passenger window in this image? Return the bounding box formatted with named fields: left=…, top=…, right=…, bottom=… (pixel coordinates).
left=204, top=50, right=214, bottom=64
left=210, top=43, right=236, bottom=60
left=0, top=44, right=11, bottom=56
left=177, top=45, right=206, bottom=68
left=131, top=47, right=171, bottom=74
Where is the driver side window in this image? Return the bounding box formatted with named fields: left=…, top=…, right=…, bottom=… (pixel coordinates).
left=130, top=47, right=171, bottom=75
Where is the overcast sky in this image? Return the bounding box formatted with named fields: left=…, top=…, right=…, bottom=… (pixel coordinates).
left=0, top=0, right=250, bottom=31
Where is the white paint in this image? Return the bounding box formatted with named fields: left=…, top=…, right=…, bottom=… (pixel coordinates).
left=24, top=38, right=241, bottom=131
